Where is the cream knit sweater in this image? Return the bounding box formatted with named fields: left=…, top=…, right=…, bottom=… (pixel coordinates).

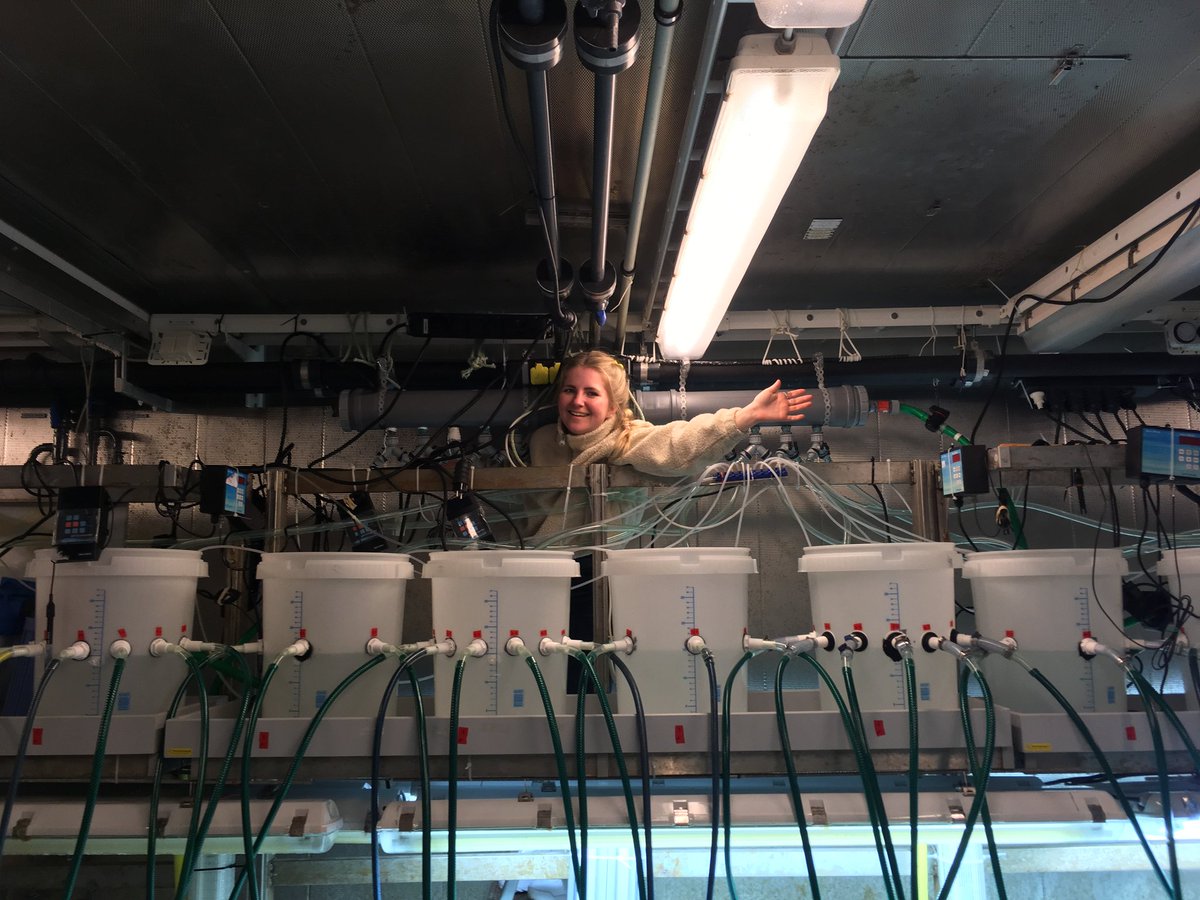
left=526, top=408, right=746, bottom=543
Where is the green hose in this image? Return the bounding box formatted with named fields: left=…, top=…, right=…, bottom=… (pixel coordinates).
left=1012, top=655, right=1171, bottom=896
left=793, top=652, right=896, bottom=900
left=574, top=651, right=646, bottom=900
left=63, top=656, right=126, bottom=899
left=238, top=660, right=283, bottom=900
left=447, top=657, right=468, bottom=900
left=773, top=655, right=821, bottom=899
left=897, top=403, right=971, bottom=447
left=575, top=666, right=590, bottom=899
left=1137, top=670, right=1200, bottom=777
left=901, top=653, right=919, bottom=900
left=936, top=659, right=1003, bottom=900
left=171, top=653, right=214, bottom=900
left=1127, top=667, right=1182, bottom=899
left=227, top=654, right=387, bottom=900
left=180, top=649, right=255, bottom=897
left=406, top=664, right=432, bottom=900
left=523, top=653, right=583, bottom=890
left=721, top=652, right=754, bottom=900
left=841, top=655, right=904, bottom=900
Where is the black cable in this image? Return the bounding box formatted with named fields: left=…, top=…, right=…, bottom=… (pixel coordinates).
left=610, top=654, right=655, bottom=900
left=306, top=336, right=433, bottom=468
left=474, top=492, right=526, bottom=549
left=870, top=457, right=891, bottom=542
left=0, top=659, right=61, bottom=865
left=953, top=497, right=980, bottom=552
left=970, top=199, right=1200, bottom=444
left=702, top=651, right=720, bottom=900
left=0, top=511, right=56, bottom=561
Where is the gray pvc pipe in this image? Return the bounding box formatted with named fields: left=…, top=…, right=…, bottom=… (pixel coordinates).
left=338, top=385, right=869, bottom=431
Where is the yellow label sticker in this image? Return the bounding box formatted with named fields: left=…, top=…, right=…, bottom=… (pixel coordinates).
left=1024, top=742, right=1053, bottom=753
left=165, top=747, right=194, bottom=758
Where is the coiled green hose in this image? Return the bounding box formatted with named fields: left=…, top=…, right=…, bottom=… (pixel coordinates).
left=773, top=655, right=820, bottom=899
left=63, top=656, right=126, bottom=899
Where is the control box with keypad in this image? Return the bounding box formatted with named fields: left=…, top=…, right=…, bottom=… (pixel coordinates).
left=1127, top=425, right=1200, bottom=483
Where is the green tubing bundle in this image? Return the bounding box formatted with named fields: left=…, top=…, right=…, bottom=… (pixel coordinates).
left=720, top=651, right=754, bottom=900
left=841, top=656, right=904, bottom=900
left=1126, top=666, right=1182, bottom=899
left=227, top=653, right=388, bottom=900
left=609, top=653, right=655, bottom=900
left=1011, top=655, right=1172, bottom=896
left=0, top=658, right=62, bottom=866
left=575, top=663, right=590, bottom=898
left=370, top=651, right=431, bottom=900
left=63, top=656, right=126, bottom=900
left=935, top=660, right=1003, bottom=900
left=793, top=652, right=898, bottom=900
left=522, top=654, right=583, bottom=890
left=237, top=659, right=284, bottom=900
left=704, top=651, right=720, bottom=900
left=170, top=652, right=219, bottom=900
left=573, top=651, right=647, bottom=900
left=773, top=655, right=821, bottom=899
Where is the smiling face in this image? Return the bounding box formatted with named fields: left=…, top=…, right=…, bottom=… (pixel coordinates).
left=557, top=365, right=614, bottom=435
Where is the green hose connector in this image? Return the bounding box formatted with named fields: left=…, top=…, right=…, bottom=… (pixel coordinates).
left=63, top=656, right=126, bottom=899
left=897, top=403, right=971, bottom=447
left=773, top=655, right=821, bottom=900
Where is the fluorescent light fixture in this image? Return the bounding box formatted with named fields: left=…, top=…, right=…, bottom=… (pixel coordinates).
left=753, top=0, right=869, bottom=29
left=656, top=34, right=839, bottom=360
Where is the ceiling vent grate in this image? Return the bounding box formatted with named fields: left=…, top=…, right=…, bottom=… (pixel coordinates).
left=804, top=218, right=842, bottom=240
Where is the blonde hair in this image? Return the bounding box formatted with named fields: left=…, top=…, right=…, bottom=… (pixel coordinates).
left=557, top=350, right=636, bottom=439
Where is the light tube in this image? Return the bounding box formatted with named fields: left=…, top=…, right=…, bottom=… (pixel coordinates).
left=656, top=34, right=839, bottom=360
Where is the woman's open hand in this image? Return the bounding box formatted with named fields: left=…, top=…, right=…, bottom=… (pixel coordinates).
left=734, top=380, right=814, bottom=430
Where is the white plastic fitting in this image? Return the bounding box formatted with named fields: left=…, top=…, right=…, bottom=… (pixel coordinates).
left=840, top=632, right=867, bottom=654
left=58, top=641, right=91, bottom=661
left=891, top=632, right=914, bottom=658
left=505, top=635, right=528, bottom=656
left=685, top=634, right=707, bottom=655
left=743, top=635, right=786, bottom=653
left=148, top=637, right=183, bottom=658
left=975, top=634, right=1018, bottom=657
left=559, top=634, right=595, bottom=652
left=463, top=638, right=489, bottom=658
left=276, top=638, right=311, bottom=660
left=430, top=637, right=457, bottom=657
left=365, top=637, right=435, bottom=657
left=927, top=633, right=966, bottom=658
left=179, top=637, right=264, bottom=655
left=1080, top=636, right=1125, bottom=664
left=6, top=641, right=46, bottom=659
left=538, top=635, right=569, bottom=657
left=594, top=633, right=636, bottom=656
left=108, top=639, right=132, bottom=659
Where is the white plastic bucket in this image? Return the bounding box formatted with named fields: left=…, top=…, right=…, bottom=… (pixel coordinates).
left=800, top=543, right=960, bottom=711
left=603, top=548, right=757, bottom=714
left=963, top=549, right=1128, bottom=713
left=424, top=550, right=578, bottom=717
left=27, top=548, right=207, bottom=716
left=258, top=552, right=413, bottom=717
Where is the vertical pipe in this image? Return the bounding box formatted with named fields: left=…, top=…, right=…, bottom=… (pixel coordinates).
left=266, top=468, right=288, bottom=553
left=911, top=460, right=948, bottom=541
left=591, top=75, right=617, bottom=278
left=615, top=0, right=681, bottom=352
left=527, top=70, right=561, bottom=265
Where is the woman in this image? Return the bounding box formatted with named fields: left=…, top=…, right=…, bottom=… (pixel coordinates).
left=530, top=349, right=814, bottom=476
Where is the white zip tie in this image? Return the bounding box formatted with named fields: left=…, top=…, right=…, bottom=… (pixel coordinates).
left=562, top=464, right=575, bottom=518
